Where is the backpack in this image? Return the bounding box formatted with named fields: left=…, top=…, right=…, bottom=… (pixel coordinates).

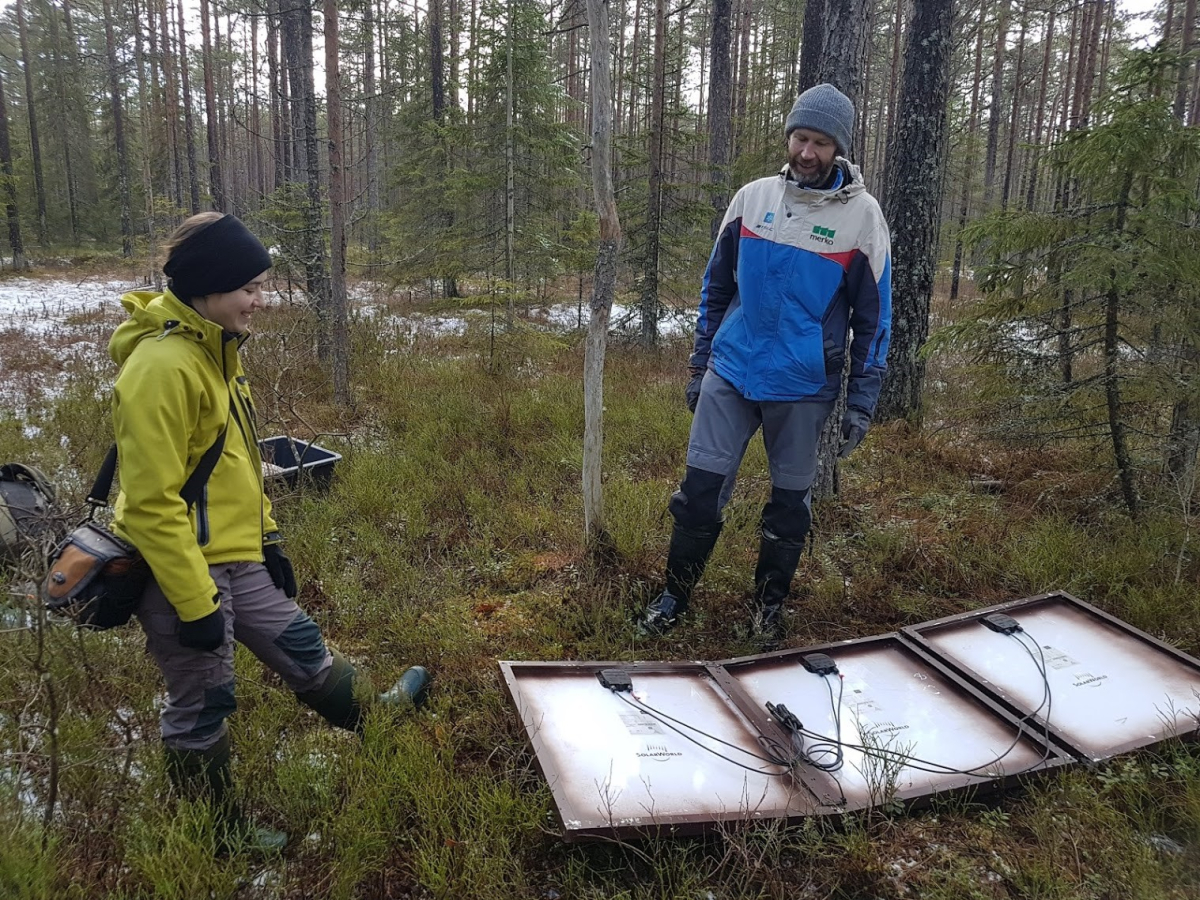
left=0, top=463, right=57, bottom=561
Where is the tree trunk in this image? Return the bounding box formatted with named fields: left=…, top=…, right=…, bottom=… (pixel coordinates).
left=281, top=0, right=309, bottom=180
left=797, top=0, right=825, bottom=94
left=734, top=0, right=752, bottom=154
left=0, top=70, right=27, bottom=270
left=449, top=0, right=461, bottom=111
left=200, top=0, right=225, bottom=211
left=324, top=0, right=351, bottom=406
left=583, top=0, right=621, bottom=549
left=15, top=0, right=46, bottom=246
left=1105, top=171, right=1139, bottom=519
left=982, top=0, right=1011, bottom=208
left=364, top=0, right=380, bottom=251
left=876, top=0, right=905, bottom=202
left=251, top=13, right=264, bottom=197
left=1177, top=0, right=1198, bottom=120
left=1025, top=7, right=1056, bottom=211
left=133, top=0, right=159, bottom=285
left=159, top=0, right=183, bottom=209
left=627, top=0, right=643, bottom=136
left=812, top=0, right=870, bottom=498
left=431, top=0, right=445, bottom=122
left=102, top=0, right=133, bottom=256
left=505, top=0, right=515, bottom=329
left=640, top=0, right=667, bottom=347
left=176, top=0, right=201, bottom=212
left=281, top=0, right=330, bottom=354
left=62, top=0, right=98, bottom=213
left=48, top=0, right=80, bottom=242
left=815, top=0, right=870, bottom=111
left=950, top=0, right=987, bottom=301
left=875, top=0, right=954, bottom=422
left=1000, top=8, right=1027, bottom=209
left=708, top=0, right=734, bottom=237
left=268, top=0, right=287, bottom=189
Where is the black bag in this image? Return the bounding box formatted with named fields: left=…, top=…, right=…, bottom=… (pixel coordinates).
left=43, top=429, right=227, bottom=630
left=0, top=463, right=58, bottom=562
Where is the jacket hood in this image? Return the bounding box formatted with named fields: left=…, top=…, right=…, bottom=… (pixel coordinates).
left=109, top=290, right=232, bottom=368
left=778, top=158, right=866, bottom=205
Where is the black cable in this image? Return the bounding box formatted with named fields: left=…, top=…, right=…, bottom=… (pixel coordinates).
left=769, top=674, right=846, bottom=773
left=1009, top=630, right=1056, bottom=774
left=768, top=628, right=1057, bottom=780
left=616, top=693, right=793, bottom=775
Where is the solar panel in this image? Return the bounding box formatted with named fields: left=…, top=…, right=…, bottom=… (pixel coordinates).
left=499, top=661, right=817, bottom=840
left=904, top=591, right=1200, bottom=761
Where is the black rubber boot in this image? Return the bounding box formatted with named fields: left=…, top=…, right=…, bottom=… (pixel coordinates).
left=638, top=522, right=723, bottom=635
left=751, top=529, right=805, bottom=646
left=296, top=649, right=363, bottom=731
left=297, top=650, right=432, bottom=734
left=163, top=733, right=288, bottom=855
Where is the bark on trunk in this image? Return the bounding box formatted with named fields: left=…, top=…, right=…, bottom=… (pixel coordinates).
left=815, top=0, right=870, bottom=112
left=707, top=0, right=733, bottom=237
left=812, top=0, right=870, bottom=497
left=640, top=0, right=667, bottom=347
left=1105, top=172, right=1139, bottom=519
left=583, top=0, right=621, bottom=549
left=950, top=0, right=987, bottom=300
left=875, top=0, right=954, bottom=422
left=0, top=70, right=27, bottom=270
left=15, top=0, right=46, bottom=245
left=200, top=0, right=225, bottom=211
left=982, top=0, right=1011, bottom=208
left=102, top=0, right=133, bottom=256
left=176, top=0, right=201, bottom=212
left=797, top=0, right=825, bottom=94
left=364, top=0, right=381, bottom=251
left=324, top=0, right=351, bottom=405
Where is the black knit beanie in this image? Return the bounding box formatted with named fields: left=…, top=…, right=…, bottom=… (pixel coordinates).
left=164, top=215, right=272, bottom=303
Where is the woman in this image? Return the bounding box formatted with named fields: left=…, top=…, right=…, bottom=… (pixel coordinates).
left=109, top=212, right=429, bottom=851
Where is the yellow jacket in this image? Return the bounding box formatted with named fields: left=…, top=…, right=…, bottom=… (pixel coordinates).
left=109, top=290, right=278, bottom=622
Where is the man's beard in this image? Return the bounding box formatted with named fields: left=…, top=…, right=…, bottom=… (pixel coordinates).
left=790, top=154, right=834, bottom=187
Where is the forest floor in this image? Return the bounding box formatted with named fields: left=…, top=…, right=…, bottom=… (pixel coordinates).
left=3, top=273, right=1200, bottom=899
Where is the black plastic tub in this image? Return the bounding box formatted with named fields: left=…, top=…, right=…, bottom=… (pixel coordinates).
left=258, top=437, right=342, bottom=490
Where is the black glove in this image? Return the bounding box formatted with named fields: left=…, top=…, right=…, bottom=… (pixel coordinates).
left=685, top=368, right=706, bottom=413
left=838, top=407, right=871, bottom=459
left=179, top=602, right=225, bottom=652
left=263, top=540, right=297, bottom=599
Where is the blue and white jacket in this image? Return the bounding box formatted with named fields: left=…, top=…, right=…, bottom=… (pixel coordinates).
left=691, top=160, right=892, bottom=413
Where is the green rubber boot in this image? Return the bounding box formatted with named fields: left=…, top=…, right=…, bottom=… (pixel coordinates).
left=163, top=733, right=288, bottom=855
left=379, top=665, right=432, bottom=710
left=296, top=650, right=432, bottom=734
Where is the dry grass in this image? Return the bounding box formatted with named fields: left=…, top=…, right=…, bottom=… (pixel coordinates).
left=3, top=278, right=1200, bottom=899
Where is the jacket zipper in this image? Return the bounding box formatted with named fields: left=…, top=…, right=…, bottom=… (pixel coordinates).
left=197, top=485, right=210, bottom=545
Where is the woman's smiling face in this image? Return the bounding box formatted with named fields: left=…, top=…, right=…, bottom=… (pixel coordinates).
left=193, top=270, right=270, bottom=333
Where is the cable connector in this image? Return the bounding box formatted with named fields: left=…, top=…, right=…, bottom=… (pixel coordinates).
left=801, top=652, right=839, bottom=676
left=981, top=612, right=1022, bottom=635
left=597, top=668, right=633, bottom=693
left=766, top=701, right=804, bottom=734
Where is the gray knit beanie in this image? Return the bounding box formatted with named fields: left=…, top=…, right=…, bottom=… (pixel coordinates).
left=785, top=84, right=854, bottom=157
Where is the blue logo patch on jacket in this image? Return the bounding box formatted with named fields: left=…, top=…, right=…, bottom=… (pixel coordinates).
left=763, top=212, right=775, bottom=224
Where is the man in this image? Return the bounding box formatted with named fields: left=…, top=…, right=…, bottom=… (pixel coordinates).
left=638, top=83, right=891, bottom=642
